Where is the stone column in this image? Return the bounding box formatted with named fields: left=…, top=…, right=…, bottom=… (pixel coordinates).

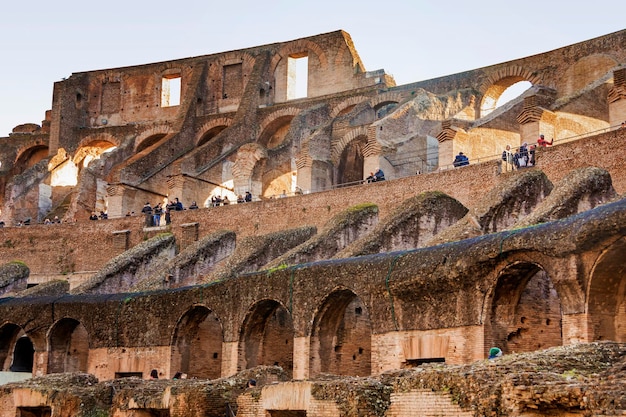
left=516, top=93, right=557, bottom=144
left=231, top=143, right=267, bottom=198
left=221, top=341, right=239, bottom=378
left=106, top=184, right=136, bottom=218
left=436, top=120, right=469, bottom=168
left=166, top=174, right=190, bottom=206
left=363, top=125, right=382, bottom=178
left=292, top=336, right=310, bottom=380
left=296, top=150, right=313, bottom=194
left=608, top=68, right=626, bottom=126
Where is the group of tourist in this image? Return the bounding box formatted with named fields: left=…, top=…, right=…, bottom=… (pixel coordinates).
left=89, top=211, right=108, bottom=221
left=453, top=133, right=555, bottom=172
left=366, top=168, right=386, bottom=183
left=502, top=134, right=553, bottom=172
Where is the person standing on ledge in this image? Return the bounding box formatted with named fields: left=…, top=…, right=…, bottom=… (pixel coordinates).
left=537, top=134, right=553, bottom=147
left=453, top=152, right=469, bottom=167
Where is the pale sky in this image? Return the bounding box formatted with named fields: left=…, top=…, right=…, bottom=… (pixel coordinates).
left=0, top=0, right=624, bottom=137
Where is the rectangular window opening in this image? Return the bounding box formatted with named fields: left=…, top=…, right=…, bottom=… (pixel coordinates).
left=405, top=357, right=446, bottom=368
left=161, top=75, right=181, bottom=107
left=18, top=407, right=51, bottom=417
left=287, top=54, right=308, bottom=100
left=115, top=371, right=143, bottom=379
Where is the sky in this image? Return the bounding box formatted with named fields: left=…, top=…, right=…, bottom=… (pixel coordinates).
left=0, top=0, right=624, bottom=137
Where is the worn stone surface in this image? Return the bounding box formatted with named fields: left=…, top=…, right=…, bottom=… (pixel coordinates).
left=426, top=170, right=553, bottom=246
left=512, top=166, right=618, bottom=228
left=0, top=261, right=29, bottom=296
left=204, top=226, right=317, bottom=282
left=334, top=191, right=468, bottom=258
left=264, top=203, right=379, bottom=269
left=71, top=233, right=176, bottom=294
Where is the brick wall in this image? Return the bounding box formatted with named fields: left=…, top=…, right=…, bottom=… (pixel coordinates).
left=386, top=389, right=474, bottom=417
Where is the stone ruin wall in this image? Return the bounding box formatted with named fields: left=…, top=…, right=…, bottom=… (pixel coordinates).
left=0, top=127, right=624, bottom=279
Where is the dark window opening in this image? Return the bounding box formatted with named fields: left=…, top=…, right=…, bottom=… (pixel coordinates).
left=115, top=372, right=143, bottom=379
left=405, top=357, right=445, bottom=367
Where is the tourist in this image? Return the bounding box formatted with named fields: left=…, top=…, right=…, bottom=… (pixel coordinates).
left=453, top=152, right=469, bottom=167
left=89, top=212, right=99, bottom=220
left=537, top=134, right=553, bottom=147
left=501, top=145, right=515, bottom=172
left=153, top=203, right=163, bottom=225
left=517, top=142, right=529, bottom=168
left=174, top=197, right=183, bottom=211
left=374, top=168, right=385, bottom=181
left=245, top=191, right=252, bottom=202
left=366, top=171, right=376, bottom=183
left=237, top=195, right=245, bottom=204
left=222, top=196, right=230, bottom=205
left=189, top=201, right=198, bottom=209
left=99, top=211, right=108, bottom=220
left=150, top=369, right=159, bottom=379
left=488, top=347, right=503, bottom=360
left=141, top=202, right=153, bottom=226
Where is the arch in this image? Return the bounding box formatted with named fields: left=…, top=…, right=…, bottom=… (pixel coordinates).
left=72, top=138, right=118, bottom=168
left=309, top=288, right=372, bottom=377
left=0, top=323, right=34, bottom=373
left=330, top=96, right=369, bottom=118
left=587, top=236, right=626, bottom=342
left=258, top=108, right=300, bottom=149
left=369, top=92, right=404, bottom=111
left=336, top=135, right=367, bottom=186
left=13, top=144, right=49, bottom=173
left=560, top=54, right=619, bottom=97
left=47, top=318, right=89, bottom=373
left=238, top=299, right=294, bottom=377
left=331, top=126, right=370, bottom=165
left=195, top=117, right=233, bottom=147
left=134, top=125, right=173, bottom=153
left=479, top=66, right=543, bottom=117
left=270, top=39, right=329, bottom=75
left=170, top=305, right=223, bottom=379
left=486, top=261, right=563, bottom=357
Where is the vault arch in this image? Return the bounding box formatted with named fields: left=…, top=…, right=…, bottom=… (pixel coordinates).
left=587, top=236, right=626, bottom=342
left=47, top=318, right=89, bottom=374
left=479, top=66, right=542, bottom=117
left=170, top=305, right=223, bottom=379
left=238, top=299, right=294, bottom=377
left=485, top=260, right=563, bottom=357
left=0, top=323, right=34, bottom=373
left=195, top=117, right=232, bottom=147
left=309, top=288, right=372, bottom=377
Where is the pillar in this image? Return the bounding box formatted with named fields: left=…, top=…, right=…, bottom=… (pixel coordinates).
left=516, top=92, right=557, bottom=145
left=608, top=68, right=626, bottom=126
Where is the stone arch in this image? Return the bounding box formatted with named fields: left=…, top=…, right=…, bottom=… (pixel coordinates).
left=170, top=305, right=223, bottom=379
left=485, top=260, right=563, bottom=357
left=195, top=117, right=233, bottom=147
left=72, top=135, right=119, bottom=168
left=369, top=92, right=404, bottom=111
left=270, top=39, right=329, bottom=74
left=479, top=66, right=543, bottom=117
left=330, top=96, right=369, bottom=118
left=560, top=54, right=619, bottom=97
left=309, top=288, right=372, bottom=378
left=134, top=125, right=173, bottom=153
left=331, top=126, right=371, bottom=165
left=47, top=318, right=89, bottom=374
left=232, top=143, right=268, bottom=194
left=13, top=144, right=49, bottom=174
left=238, top=299, right=294, bottom=377
left=258, top=107, right=300, bottom=149
left=587, top=236, right=626, bottom=342
left=0, top=323, right=33, bottom=373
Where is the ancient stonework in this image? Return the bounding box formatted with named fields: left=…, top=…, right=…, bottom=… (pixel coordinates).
left=0, top=29, right=625, bottom=416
